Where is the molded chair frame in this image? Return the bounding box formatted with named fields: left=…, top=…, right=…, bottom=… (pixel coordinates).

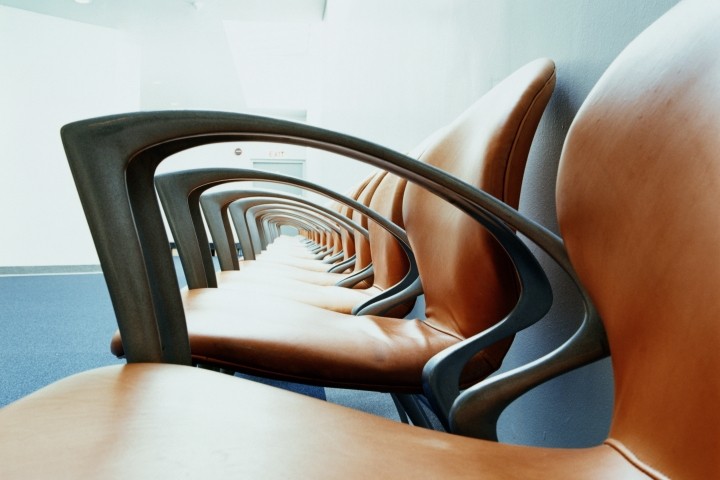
left=200, top=189, right=360, bottom=267
left=155, top=168, right=420, bottom=316
left=237, top=202, right=375, bottom=289
left=227, top=197, right=361, bottom=275
left=61, top=110, right=605, bottom=434
left=230, top=197, right=351, bottom=262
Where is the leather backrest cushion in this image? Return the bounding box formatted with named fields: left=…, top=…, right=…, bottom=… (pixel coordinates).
left=368, top=173, right=409, bottom=290
left=556, top=1, right=720, bottom=477
left=403, top=59, right=555, bottom=343
left=339, top=170, right=379, bottom=259
left=352, top=171, right=387, bottom=271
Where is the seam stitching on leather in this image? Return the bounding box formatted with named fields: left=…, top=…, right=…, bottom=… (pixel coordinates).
left=603, top=438, right=670, bottom=480
left=420, top=319, right=464, bottom=341
left=503, top=67, right=556, bottom=206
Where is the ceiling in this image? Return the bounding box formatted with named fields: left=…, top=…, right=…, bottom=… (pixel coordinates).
left=0, top=0, right=328, bottom=116
left=0, top=0, right=328, bottom=29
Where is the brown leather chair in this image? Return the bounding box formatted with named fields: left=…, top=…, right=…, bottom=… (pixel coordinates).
left=106, top=59, right=556, bottom=417
left=241, top=169, right=384, bottom=271
left=1, top=1, right=717, bottom=477
left=206, top=174, right=416, bottom=316
left=253, top=170, right=385, bottom=273
left=198, top=185, right=370, bottom=273
left=159, top=168, right=414, bottom=315
left=166, top=169, right=384, bottom=288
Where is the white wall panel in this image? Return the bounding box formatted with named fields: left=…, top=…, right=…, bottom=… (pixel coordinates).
left=0, top=6, right=140, bottom=266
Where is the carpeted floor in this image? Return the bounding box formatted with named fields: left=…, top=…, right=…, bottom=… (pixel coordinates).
left=0, top=262, right=400, bottom=421
left=0, top=273, right=124, bottom=407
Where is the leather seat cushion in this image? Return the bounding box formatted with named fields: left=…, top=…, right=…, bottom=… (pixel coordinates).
left=216, top=272, right=379, bottom=313
left=227, top=263, right=351, bottom=286
left=0, top=363, right=650, bottom=479
left=110, top=288, right=495, bottom=392
left=252, top=254, right=339, bottom=272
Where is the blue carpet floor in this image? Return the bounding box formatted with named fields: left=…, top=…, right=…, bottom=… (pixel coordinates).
left=0, top=262, right=400, bottom=422
left=0, top=273, right=124, bottom=406
left=0, top=267, right=323, bottom=406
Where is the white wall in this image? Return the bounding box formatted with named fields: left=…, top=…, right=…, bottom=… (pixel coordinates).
left=0, top=1, right=521, bottom=267
left=0, top=6, right=140, bottom=266
left=306, top=0, right=508, bottom=194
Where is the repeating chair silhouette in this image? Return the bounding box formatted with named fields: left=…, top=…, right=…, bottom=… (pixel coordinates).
left=2, top=1, right=716, bottom=477
left=251, top=170, right=385, bottom=275
left=202, top=181, right=375, bottom=278
left=157, top=168, right=418, bottom=315
left=104, top=59, right=556, bottom=426
left=200, top=188, right=366, bottom=272
left=223, top=172, right=409, bottom=295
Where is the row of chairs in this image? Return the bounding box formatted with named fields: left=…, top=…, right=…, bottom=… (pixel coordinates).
left=106, top=56, right=557, bottom=429
left=196, top=175, right=417, bottom=316
left=158, top=166, right=416, bottom=314
left=0, top=1, right=717, bottom=477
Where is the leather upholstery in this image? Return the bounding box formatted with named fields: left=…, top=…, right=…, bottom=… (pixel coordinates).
left=366, top=172, right=409, bottom=290
left=217, top=269, right=384, bottom=314
left=343, top=171, right=386, bottom=273
left=111, top=58, right=556, bottom=391
left=0, top=363, right=648, bottom=479
left=556, top=0, right=720, bottom=477
left=213, top=170, right=411, bottom=314
left=3, top=2, right=716, bottom=478
left=335, top=171, right=379, bottom=261
left=180, top=289, right=464, bottom=390
left=404, top=58, right=554, bottom=342
left=219, top=261, right=353, bottom=286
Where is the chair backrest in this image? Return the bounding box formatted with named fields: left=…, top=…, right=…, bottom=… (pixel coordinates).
left=403, top=59, right=555, bottom=376
left=337, top=171, right=379, bottom=261
left=556, top=1, right=720, bottom=477
left=202, top=190, right=366, bottom=266
left=61, top=62, right=554, bottom=366
left=367, top=173, right=408, bottom=291
left=349, top=170, right=387, bottom=273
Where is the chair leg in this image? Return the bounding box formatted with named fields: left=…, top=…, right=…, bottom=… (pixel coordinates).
left=195, top=363, right=236, bottom=376
left=390, top=393, right=411, bottom=425
left=392, top=393, right=443, bottom=430
left=193, top=367, right=438, bottom=428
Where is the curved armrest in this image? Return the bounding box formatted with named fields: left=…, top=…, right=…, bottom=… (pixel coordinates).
left=200, top=189, right=352, bottom=270
left=199, top=190, right=244, bottom=271
left=333, top=263, right=374, bottom=288
left=228, top=195, right=336, bottom=261
left=328, top=255, right=356, bottom=273
left=353, top=276, right=424, bottom=316
left=242, top=203, right=345, bottom=259
left=158, top=167, right=422, bottom=320
left=422, top=210, right=608, bottom=437
left=61, top=111, right=591, bottom=377
left=155, top=169, right=412, bottom=291
left=221, top=191, right=419, bottom=318
left=449, top=299, right=606, bottom=439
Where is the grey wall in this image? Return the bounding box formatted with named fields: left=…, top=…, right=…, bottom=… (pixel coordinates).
left=487, top=0, right=680, bottom=447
